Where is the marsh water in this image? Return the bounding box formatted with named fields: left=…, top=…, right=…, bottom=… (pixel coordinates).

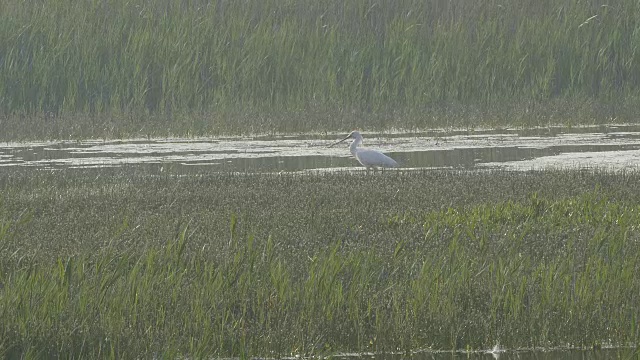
left=331, top=347, right=637, bottom=360
left=3, top=124, right=640, bottom=172
left=330, top=347, right=638, bottom=360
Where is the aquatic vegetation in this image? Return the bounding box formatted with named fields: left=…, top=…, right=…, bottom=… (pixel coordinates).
left=1, top=0, right=640, bottom=139
left=0, top=168, right=639, bottom=357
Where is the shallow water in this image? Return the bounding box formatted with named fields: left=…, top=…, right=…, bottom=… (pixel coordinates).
left=330, top=347, right=637, bottom=360
left=2, top=124, right=640, bottom=172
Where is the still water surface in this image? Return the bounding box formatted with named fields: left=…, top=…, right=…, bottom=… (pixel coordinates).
left=2, top=124, right=640, bottom=172
left=329, top=347, right=637, bottom=359
left=329, top=347, right=636, bottom=359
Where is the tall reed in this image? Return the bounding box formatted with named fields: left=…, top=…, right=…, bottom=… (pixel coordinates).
left=1, top=0, right=639, bottom=135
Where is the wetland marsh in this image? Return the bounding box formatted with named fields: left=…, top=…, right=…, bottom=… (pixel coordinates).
left=1, top=168, right=640, bottom=358
left=2, top=0, right=640, bottom=357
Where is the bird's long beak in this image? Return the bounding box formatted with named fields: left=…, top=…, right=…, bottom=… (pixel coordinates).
left=329, top=135, right=350, bottom=148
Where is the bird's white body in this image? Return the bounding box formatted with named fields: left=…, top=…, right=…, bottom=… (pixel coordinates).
left=332, top=131, right=398, bottom=170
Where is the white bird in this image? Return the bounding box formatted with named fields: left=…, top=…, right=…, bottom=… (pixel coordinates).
left=330, top=130, right=399, bottom=170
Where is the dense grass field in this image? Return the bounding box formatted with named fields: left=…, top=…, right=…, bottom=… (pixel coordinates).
left=1, top=168, right=639, bottom=357
left=1, top=0, right=640, bottom=139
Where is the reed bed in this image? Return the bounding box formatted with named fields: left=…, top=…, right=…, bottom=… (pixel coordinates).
left=1, top=0, right=640, bottom=139
left=0, top=168, right=639, bottom=357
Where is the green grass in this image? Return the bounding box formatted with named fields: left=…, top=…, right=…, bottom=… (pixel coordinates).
left=0, top=168, right=639, bottom=357
left=1, top=0, right=640, bottom=139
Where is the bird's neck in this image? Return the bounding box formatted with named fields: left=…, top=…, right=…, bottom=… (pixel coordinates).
left=349, top=138, right=361, bottom=156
